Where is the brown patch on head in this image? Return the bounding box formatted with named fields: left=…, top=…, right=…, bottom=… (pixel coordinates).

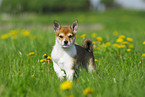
left=56, top=26, right=76, bottom=42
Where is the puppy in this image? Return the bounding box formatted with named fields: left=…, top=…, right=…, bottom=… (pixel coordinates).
left=51, top=20, right=96, bottom=80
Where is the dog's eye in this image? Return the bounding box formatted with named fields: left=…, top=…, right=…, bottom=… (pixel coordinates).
left=68, top=35, right=72, bottom=38
left=59, top=36, right=63, bottom=38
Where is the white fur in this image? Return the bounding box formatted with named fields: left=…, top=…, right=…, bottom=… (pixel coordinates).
left=51, top=38, right=76, bottom=80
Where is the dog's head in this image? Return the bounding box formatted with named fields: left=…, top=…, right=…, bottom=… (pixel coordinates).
left=54, top=20, right=78, bottom=48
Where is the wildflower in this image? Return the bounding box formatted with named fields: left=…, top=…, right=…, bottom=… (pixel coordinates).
left=113, top=31, right=118, bottom=36
left=47, top=56, right=52, bottom=60
left=31, top=75, right=34, bottom=77
left=96, top=37, right=102, bottom=41
left=96, top=47, right=100, bottom=50
left=143, top=41, right=145, bottom=45
left=121, top=41, right=128, bottom=45
left=113, top=43, right=119, bottom=47
left=40, top=59, right=47, bottom=63
left=128, top=44, right=134, bottom=48
left=83, top=88, right=94, bottom=96
left=29, top=52, right=35, bottom=56
left=80, top=34, right=86, bottom=38
left=118, top=45, right=125, bottom=48
left=91, top=33, right=97, bottom=38
left=126, top=49, right=131, bottom=52
left=95, top=59, right=98, bottom=62
left=22, top=30, right=30, bottom=36
left=0, top=34, right=9, bottom=39
left=126, top=37, right=133, bottom=42
left=119, top=35, right=126, bottom=39
left=105, top=42, right=111, bottom=46
left=68, top=95, right=74, bottom=97
left=142, top=53, right=145, bottom=57
left=12, top=35, right=17, bottom=39
left=60, top=81, right=72, bottom=90
left=92, top=41, right=96, bottom=45
left=43, top=53, right=47, bottom=58
left=116, top=38, right=123, bottom=43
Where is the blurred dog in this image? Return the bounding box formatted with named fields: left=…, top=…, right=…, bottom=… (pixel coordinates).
left=51, top=20, right=96, bottom=80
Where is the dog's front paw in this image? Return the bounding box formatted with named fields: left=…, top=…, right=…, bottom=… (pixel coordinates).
left=58, top=71, right=65, bottom=80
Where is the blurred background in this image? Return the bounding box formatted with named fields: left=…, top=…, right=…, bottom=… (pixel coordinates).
left=0, top=0, right=145, bottom=13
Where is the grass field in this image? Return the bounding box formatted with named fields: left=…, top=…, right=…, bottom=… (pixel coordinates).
left=0, top=9, right=145, bottom=97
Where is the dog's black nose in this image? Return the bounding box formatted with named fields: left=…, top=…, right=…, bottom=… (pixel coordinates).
left=64, top=40, right=68, bottom=45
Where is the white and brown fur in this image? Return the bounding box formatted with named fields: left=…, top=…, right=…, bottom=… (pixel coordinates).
left=51, top=20, right=96, bottom=80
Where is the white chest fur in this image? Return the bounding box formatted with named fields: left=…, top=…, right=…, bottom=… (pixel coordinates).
left=51, top=42, right=76, bottom=70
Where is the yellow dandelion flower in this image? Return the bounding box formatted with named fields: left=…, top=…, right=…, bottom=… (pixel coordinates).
left=0, top=34, right=9, bottom=39
left=29, top=52, right=35, bottom=56
left=105, top=42, right=111, bottom=46
left=80, top=34, right=86, bottom=38
left=121, top=41, right=128, bottom=45
left=142, top=53, right=145, bottom=57
left=22, top=30, right=30, bottom=36
left=92, top=41, right=96, bottom=45
left=8, top=30, right=18, bottom=36
left=116, top=38, right=123, bottom=43
left=113, top=31, right=118, bottom=36
left=31, top=75, right=34, bottom=77
left=83, top=88, right=94, bottom=96
left=60, top=81, right=72, bottom=90
left=143, top=41, right=145, bottom=45
left=119, top=35, right=126, bottom=39
left=113, top=43, right=119, bottom=47
left=47, top=56, right=52, bottom=60
left=128, top=44, right=134, bottom=48
left=95, top=59, right=98, bottom=62
left=91, top=33, right=97, bottom=38
left=43, top=54, right=47, bottom=57
left=40, top=59, right=47, bottom=62
left=126, top=37, right=133, bottom=42
left=118, top=45, right=125, bottom=48
left=68, top=95, right=74, bottom=97
left=96, top=47, right=100, bottom=50
left=96, top=37, right=102, bottom=41
left=126, top=49, right=131, bottom=52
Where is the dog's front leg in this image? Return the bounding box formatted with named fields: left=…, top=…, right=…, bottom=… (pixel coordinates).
left=66, top=69, right=75, bottom=81
left=53, top=61, right=65, bottom=80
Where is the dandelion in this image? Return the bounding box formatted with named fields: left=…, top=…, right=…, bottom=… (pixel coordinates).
left=143, top=41, right=145, bottom=45
left=126, top=37, right=133, bottom=42
left=60, top=81, right=72, bottom=90
left=29, top=52, right=35, bottom=56
left=92, top=41, right=96, bottom=45
left=22, top=30, right=30, bottom=36
left=128, top=44, right=134, bottom=48
left=0, top=34, right=9, bottom=39
left=43, top=53, right=47, bottom=58
left=12, top=35, right=17, bottom=39
left=91, top=33, right=97, bottom=38
left=47, top=56, right=52, bottom=60
left=105, top=42, right=111, bottom=46
left=126, top=49, right=131, bottom=52
left=113, top=31, right=118, bottom=36
left=31, top=75, right=34, bottom=77
left=96, top=37, right=102, bottom=41
left=142, top=53, right=145, bottom=57
left=121, top=41, right=128, bottom=45
left=119, top=35, right=126, bottom=39
left=96, top=47, right=100, bottom=50
left=68, top=95, right=74, bottom=97
left=113, top=43, right=119, bottom=47
left=116, top=38, right=123, bottom=43
left=118, top=45, right=125, bottom=48
left=83, top=88, right=94, bottom=96
left=80, top=34, right=86, bottom=38
left=95, top=59, right=98, bottom=62
left=40, top=59, right=47, bottom=63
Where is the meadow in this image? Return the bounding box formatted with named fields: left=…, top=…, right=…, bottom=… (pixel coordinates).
left=0, top=9, right=145, bottom=97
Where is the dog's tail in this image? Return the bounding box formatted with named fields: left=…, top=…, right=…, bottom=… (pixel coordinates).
left=82, top=39, right=93, bottom=52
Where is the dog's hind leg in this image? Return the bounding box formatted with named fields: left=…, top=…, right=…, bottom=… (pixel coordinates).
left=88, top=58, right=96, bottom=73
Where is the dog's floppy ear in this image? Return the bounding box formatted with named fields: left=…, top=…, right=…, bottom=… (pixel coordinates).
left=54, top=20, right=61, bottom=32
left=71, top=20, right=78, bottom=33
